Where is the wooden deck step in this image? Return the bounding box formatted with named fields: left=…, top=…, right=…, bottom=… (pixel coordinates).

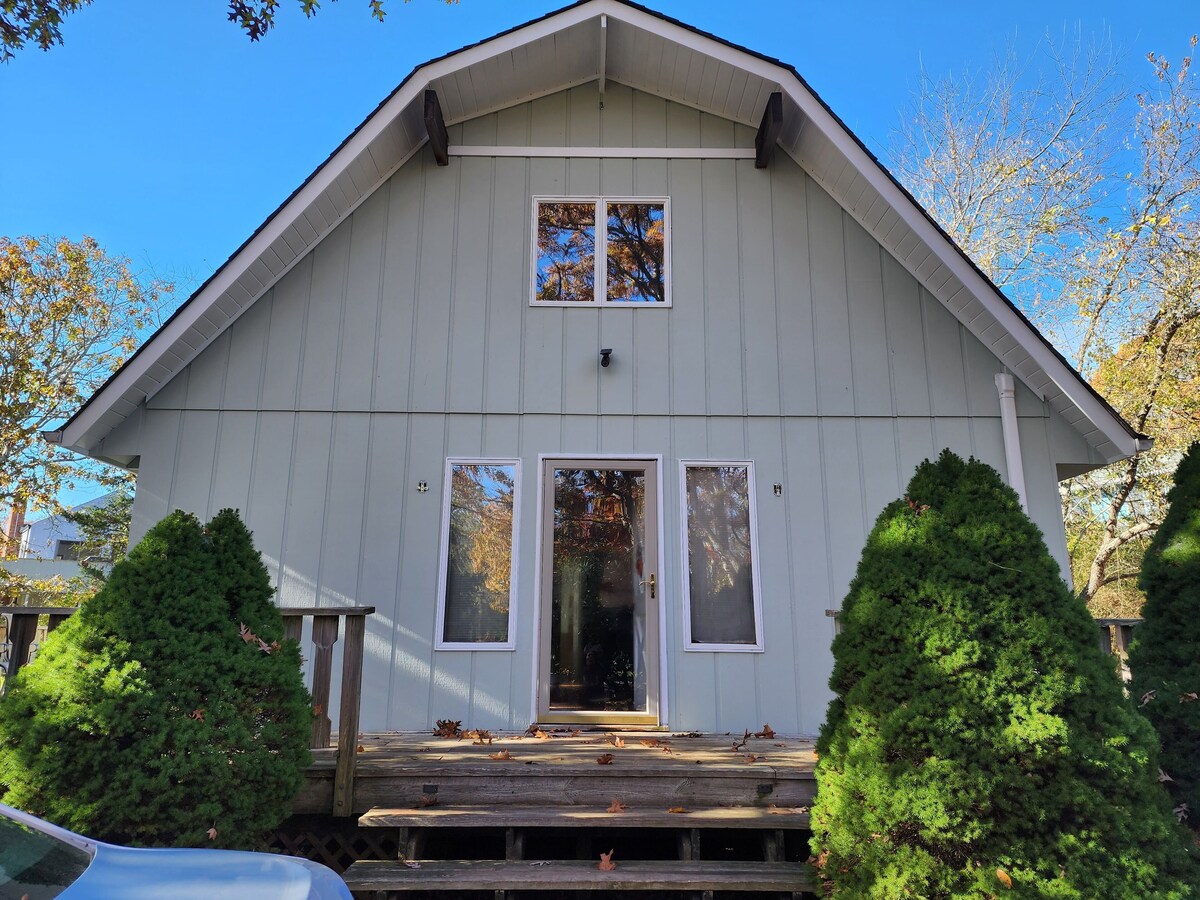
left=343, top=858, right=815, bottom=893
left=360, top=804, right=810, bottom=830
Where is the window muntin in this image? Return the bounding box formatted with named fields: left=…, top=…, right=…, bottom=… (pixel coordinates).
left=436, top=460, right=520, bottom=650
left=533, top=199, right=669, bottom=306
left=681, top=462, right=763, bottom=650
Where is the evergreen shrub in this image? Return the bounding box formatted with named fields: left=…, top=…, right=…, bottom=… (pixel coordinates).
left=0, top=509, right=312, bottom=849
left=810, top=450, right=1197, bottom=898
left=1128, top=442, right=1200, bottom=824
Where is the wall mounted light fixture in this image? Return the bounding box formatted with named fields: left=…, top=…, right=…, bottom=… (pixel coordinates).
left=600, top=348, right=613, bottom=367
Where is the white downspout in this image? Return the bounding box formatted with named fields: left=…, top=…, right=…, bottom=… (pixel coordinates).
left=995, top=372, right=1028, bottom=511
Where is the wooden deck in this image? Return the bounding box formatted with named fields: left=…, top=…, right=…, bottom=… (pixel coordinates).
left=296, top=729, right=818, bottom=816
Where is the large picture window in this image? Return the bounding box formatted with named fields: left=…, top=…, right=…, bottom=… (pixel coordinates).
left=436, top=459, right=521, bottom=650
left=533, top=198, right=669, bottom=306
left=681, top=462, right=763, bottom=650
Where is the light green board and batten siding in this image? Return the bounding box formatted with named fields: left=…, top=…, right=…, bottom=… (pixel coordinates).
left=109, top=84, right=1094, bottom=735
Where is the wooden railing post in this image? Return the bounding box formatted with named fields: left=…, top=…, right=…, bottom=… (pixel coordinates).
left=333, top=612, right=367, bottom=817
left=1, top=607, right=80, bottom=690
left=309, top=616, right=340, bottom=749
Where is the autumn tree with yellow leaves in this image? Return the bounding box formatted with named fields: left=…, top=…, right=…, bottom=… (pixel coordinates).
left=892, top=37, right=1200, bottom=615
left=0, top=236, right=166, bottom=551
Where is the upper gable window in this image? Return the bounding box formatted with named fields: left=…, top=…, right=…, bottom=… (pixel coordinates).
left=533, top=198, right=669, bottom=306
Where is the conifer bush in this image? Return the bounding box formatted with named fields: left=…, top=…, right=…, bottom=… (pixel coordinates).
left=0, top=509, right=312, bottom=849
left=1128, top=442, right=1200, bottom=825
left=810, top=451, right=1197, bottom=898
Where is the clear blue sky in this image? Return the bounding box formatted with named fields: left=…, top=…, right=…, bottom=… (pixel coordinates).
left=1, top=0, right=1195, bottom=507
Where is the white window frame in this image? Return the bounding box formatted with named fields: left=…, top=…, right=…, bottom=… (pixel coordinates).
left=530, top=197, right=672, bottom=307
left=679, top=460, right=765, bottom=652
left=435, top=457, right=522, bottom=651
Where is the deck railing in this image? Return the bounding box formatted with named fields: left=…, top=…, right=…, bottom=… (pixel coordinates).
left=1096, top=618, right=1140, bottom=656
left=280, top=606, right=375, bottom=816
left=0, top=604, right=374, bottom=817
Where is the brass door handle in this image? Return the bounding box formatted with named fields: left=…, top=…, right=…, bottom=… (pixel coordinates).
left=640, top=573, right=656, bottom=599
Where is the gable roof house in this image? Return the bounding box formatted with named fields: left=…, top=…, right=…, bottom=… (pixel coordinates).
left=49, top=1, right=1144, bottom=735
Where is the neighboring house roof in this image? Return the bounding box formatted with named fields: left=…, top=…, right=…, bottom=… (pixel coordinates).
left=19, top=491, right=120, bottom=560
left=48, top=0, right=1146, bottom=467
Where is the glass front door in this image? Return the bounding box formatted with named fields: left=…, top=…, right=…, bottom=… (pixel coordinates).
left=538, top=459, right=659, bottom=724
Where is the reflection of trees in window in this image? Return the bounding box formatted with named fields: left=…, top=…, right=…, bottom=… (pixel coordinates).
left=606, top=203, right=665, bottom=303
left=535, top=203, right=595, bottom=303
left=443, top=464, right=515, bottom=643
left=534, top=200, right=666, bottom=304
left=550, top=469, right=646, bottom=710
left=685, top=465, right=757, bottom=645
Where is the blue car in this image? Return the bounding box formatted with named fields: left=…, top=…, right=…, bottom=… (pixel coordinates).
left=0, top=804, right=352, bottom=900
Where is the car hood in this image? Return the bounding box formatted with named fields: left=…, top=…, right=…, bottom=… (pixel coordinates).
left=63, top=843, right=351, bottom=900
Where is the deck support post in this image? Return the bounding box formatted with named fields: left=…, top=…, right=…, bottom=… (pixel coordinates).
left=763, top=828, right=785, bottom=862
left=396, top=826, right=425, bottom=862
left=678, top=827, right=701, bottom=860
left=505, top=827, right=525, bottom=861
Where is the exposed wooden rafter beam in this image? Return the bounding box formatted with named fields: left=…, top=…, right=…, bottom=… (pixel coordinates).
left=424, top=89, right=450, bottom=166
left=754, top=92, right=783, bottom=169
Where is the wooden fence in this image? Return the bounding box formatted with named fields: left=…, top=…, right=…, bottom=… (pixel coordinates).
left=0, top=605, right=374, bottom=816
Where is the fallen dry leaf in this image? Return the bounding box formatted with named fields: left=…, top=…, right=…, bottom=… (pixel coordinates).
left=996, top=868, right=1013, bottom=889
left=312, top=704, right=324, bottom=718
left=731, top=729, right=751, bottom=752
left=605, top=733, right=626, bottom=748
left=403, top=861, right=421, bottom=869
left=1181, top=692, right=1199, bottom=703
left=606, top=798, right=626, bottom=813
left=1140, top=690, right=1157, bottom=707
left=489, top=749, right=513, bottom=761
left=206, top=826, right=218, bottom=841
left=189, top=708, right=205, bottom=721
left=596, top=753, right=615, bottom=765
left=356, top=744, right=365, bottom=753
left=667, top=806, right=688, bottom=814
left=768, top=804, right=809, bottom=814
left=529, top=861, right=550, bottom=867
left=639, top=738, right=667, bottom=748
left=433, top=719, right=462, bottom=739
left=418, top=794, right=439, bottom=807
left=1174, top=802, right=1190, bottom=822
left=598, top=849, right=617, bottom=871
left=754, top=723, right=776, bottom=739
left=534, top=729, right=551, bottom=740
left=744, top=753, right=761, bottom=763
left=1160, top=768, right=1175, bottom=783
left=470, top=729, right=495, bottom=745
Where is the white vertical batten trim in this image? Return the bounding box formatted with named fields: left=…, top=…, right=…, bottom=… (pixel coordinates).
left=598, top=15, right=608, bottom=106
left=995, top=373, right=1028, bottom=510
